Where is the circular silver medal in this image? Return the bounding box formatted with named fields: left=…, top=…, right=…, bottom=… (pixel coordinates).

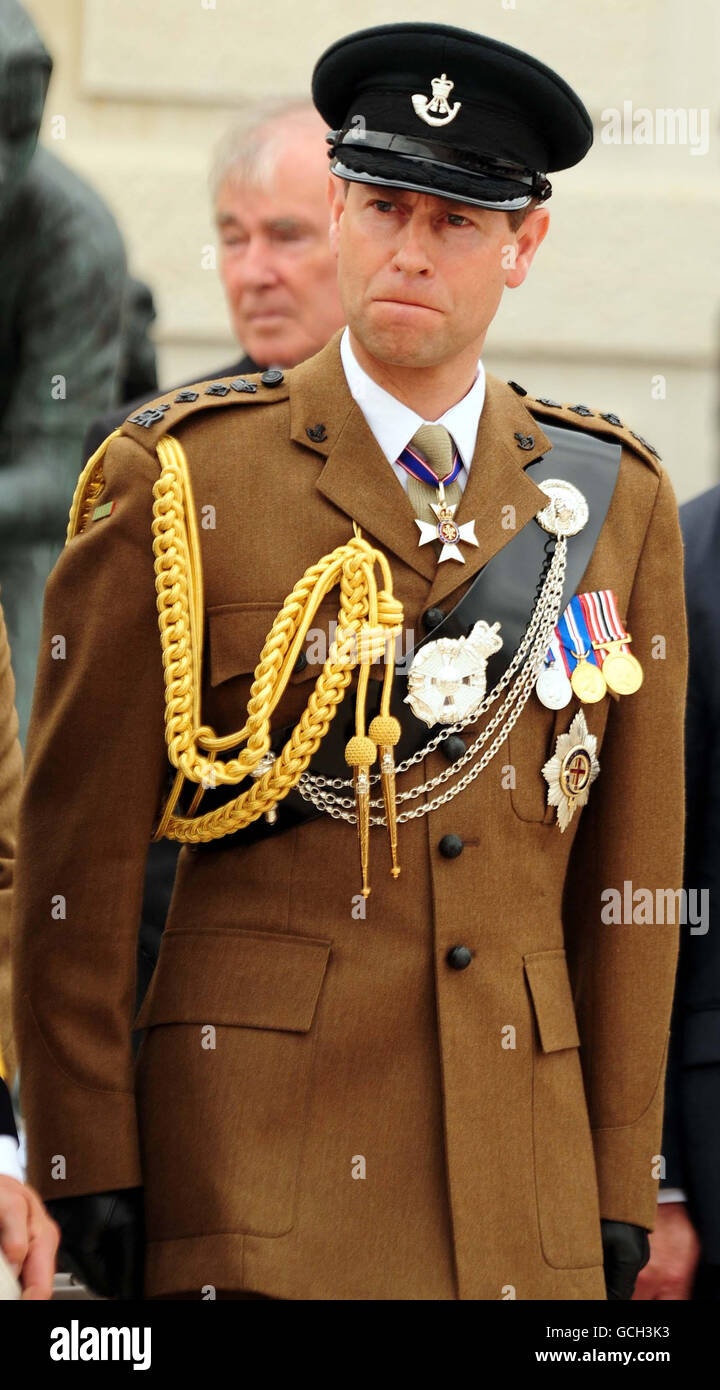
left=535, top=479, right=589, bottom=537
left=536, top=662, right=573, bottom=709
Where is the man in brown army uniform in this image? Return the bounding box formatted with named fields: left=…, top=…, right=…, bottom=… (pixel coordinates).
left=0, top=599, right=60, bottom=1299
left=11, top=24, right=687, bottom=1301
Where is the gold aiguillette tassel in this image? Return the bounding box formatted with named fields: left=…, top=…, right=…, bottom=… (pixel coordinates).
left=344, top=735, right=376, bottom=898
left=368, top=715, right=401, bottom=878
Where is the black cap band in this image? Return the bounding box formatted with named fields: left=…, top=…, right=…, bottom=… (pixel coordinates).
left=327, top=128, right=552, bottom=209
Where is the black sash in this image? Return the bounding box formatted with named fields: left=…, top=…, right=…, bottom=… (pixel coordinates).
left=191, top=422, right=621, bottom=849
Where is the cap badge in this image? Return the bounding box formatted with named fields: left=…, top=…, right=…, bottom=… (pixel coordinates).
left=411, top=73, right=461, bottom=127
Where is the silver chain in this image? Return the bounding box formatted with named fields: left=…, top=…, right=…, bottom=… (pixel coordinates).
left=295, top=530, right=569, bottom=825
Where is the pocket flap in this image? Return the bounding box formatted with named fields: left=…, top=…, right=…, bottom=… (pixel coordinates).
left=524, top=948, right=580, bottom=1052
left=207, top=600, right=342, bottom=686
left=134, top=928, right=332, bottom=1032
left=207, top=603, right=284, bottom=685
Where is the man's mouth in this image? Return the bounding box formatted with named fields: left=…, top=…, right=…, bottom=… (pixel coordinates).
left=373, top=298, right=440, bottom=312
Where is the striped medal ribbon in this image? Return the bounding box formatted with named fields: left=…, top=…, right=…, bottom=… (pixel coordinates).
left=579, top=589, right=644, bottom=695
left=554, top=594, right=607, bottom=703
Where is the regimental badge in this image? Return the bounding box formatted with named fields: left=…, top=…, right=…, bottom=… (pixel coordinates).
left=542, top=709, right=600, bottom=832
left=415, top=496, right=479, bottom=563
left=535, top=479, right=589, bottom=537
left=405, top=620, right=503, bottom=727
left=411, top=72, right=461, bottom=127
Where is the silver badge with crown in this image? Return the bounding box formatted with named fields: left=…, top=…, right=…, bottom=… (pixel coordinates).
left=405, top=620, right=503, bottom=727
left=411, top=73, right=461, bottom=127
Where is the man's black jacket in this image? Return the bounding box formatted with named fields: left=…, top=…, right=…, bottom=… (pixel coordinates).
left=661, top=483, right=720, bottom=1262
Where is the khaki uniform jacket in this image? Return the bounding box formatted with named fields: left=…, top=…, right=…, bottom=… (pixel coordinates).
left=11, top=330, right=687, bottom=1300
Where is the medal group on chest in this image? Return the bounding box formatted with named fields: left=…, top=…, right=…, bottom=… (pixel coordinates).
left=296, top=473, right=645, bottom=871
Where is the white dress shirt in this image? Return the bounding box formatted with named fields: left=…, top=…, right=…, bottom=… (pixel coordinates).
left=339, top=327, right=485, bottom=493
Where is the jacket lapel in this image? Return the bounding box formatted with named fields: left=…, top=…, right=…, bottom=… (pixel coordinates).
left=289, top=334, right=554, bottom=598
left=289, top=330, right=436, bottom=581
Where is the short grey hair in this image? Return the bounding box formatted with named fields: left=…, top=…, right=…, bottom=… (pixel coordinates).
left=209, top=99, right=328, bottom=202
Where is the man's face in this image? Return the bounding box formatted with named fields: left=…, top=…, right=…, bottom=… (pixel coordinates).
left=328, top=177, right=549, bottom=369
left=216, top=133, right=345, bottom=368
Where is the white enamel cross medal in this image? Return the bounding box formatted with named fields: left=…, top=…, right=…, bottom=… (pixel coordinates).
left=415, top=484, right=479, bottom=564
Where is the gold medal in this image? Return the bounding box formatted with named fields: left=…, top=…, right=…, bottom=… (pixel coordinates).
left=598, top=638, right=644, bottom=696
left=569, top=648, right=606, bottom=703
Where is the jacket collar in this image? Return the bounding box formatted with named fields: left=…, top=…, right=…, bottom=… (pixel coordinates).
left=289, top=329, right=553, bottom=607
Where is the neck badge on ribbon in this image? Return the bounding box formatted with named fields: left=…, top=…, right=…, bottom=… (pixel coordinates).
left=398, top=440, right=479, bottom=563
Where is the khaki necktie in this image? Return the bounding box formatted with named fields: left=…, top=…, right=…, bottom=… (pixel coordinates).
left=405, top=423, right=464, bottom=526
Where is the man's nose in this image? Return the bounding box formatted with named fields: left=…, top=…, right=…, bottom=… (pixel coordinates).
left=237, top=236, right=280, bottom=288
left=391, top=218, right=433, bottom=275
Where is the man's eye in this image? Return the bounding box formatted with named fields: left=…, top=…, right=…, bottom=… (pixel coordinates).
left=270, top=227, right=303, bottom=243
left=446, top=214, right=471, bottom=227
left=372, top=200, right=396, bottom=213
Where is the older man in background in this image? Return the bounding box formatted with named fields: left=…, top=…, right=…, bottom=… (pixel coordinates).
left=84, top=100, right=345, bottom=456
left=211, top=101, right=347, bottom=371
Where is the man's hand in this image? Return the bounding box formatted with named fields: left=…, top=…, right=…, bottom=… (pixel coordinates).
left=601, top=1219, right=650, bottom=1300
left=0, top=1175, right=61, bottom=1299
left=632, top=1202, right=701, bottom=1300
left=46, top=1187, right=145, bottom=1300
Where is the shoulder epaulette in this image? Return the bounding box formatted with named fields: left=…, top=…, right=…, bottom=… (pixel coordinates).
left=67, top=368, right=290, bottom=540
left=506, top=380, right=663, bottom=476
left=120, top=367, right=291, bottom=452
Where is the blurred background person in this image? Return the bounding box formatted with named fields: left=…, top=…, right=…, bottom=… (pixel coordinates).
left=635, top=482, right=720, bottom=1302
left=84, top=99, right=345, bottom=455
left=210, top=101, right=346, bottom=369
left=0, top=0, right=156, bottom=745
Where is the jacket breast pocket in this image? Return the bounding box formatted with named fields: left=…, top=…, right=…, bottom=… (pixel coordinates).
left=134, top=927, right=332, bottom=1240
left=205, top=598, right=342, bottom=736
left=524, top=948, right=603, bottom=1270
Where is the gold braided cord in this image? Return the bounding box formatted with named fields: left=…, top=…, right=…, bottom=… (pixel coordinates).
left=150, top=434, right=403, bottom=843
left=61, top=423, right=403, bottom=865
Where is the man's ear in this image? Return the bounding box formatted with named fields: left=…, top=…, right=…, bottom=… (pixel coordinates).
left=328, top=173, right=345, bottom=255
left=505, top=205, right=550, bottom=290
